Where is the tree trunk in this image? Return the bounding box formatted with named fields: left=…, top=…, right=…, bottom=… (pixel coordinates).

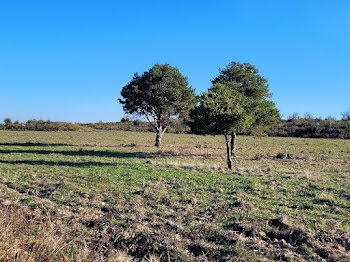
left=230, top=132, right=236, bottom=158
left=155, top=127, right=162, bottom=147
left=224, top=134, right=232, bottom=169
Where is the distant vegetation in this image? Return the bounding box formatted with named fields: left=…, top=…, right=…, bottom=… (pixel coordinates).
left=0, top=119, right=81, bottom=131
left=268, top=116, right=350, bottom=139
left=1, top=116, right=350, bottom=139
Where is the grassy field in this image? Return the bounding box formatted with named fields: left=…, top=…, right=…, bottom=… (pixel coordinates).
left=0, top=131, right=349, bottom=262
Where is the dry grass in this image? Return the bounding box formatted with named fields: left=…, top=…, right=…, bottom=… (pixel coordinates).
left=0, top=203, right=87, bottom=261
left=0, top=200, right=146, bottom=262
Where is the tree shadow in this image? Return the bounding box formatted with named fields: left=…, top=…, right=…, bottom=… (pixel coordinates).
left=0, top=142, right=74, bottom=147
left=0, top=159, right=116, bottom=167
left=0, top=149, right=162, bottom=159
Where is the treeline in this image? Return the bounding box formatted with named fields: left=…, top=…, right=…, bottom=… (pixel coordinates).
left=1, top=117, right=349, bottom=139
left=268, top=117, right=350, bottom=139
left=0, top=118, right=81, bottom=131
left=0, top=118, right=190, bottom=133
left=82, top=118, right=190, bottom=133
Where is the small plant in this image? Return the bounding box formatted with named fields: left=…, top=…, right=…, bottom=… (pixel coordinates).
left=133, top=120, right=141, bottom=126
left=253, top=154, right=264, bottom=160
left=286, top=153, right=294, bottom=159
left=123, top=143, right=136, bottom=147
left=276, top=152, right=286, bottom=159
left=298, top=243, right=314, bottom=257
left=276, top=153, right=294, bottom=159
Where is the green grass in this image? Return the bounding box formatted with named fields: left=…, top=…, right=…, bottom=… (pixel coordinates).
left=0, top=131, right=349, bottom=261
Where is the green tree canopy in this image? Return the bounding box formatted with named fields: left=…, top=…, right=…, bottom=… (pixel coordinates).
left=189, top=83, right=247, bottom=135
left=119, top=64, right=196, bottom=146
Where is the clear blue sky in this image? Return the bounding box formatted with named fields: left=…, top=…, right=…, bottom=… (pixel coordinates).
left=1, top=0, right=349, bottom=123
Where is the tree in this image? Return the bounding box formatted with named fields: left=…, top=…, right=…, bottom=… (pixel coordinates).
left=189, top=84, right=247, bottom=168
left=189, top=62, right=279, bottom=169
left=342, top=108, right=350, bottom=139
left=287, top=113, right=299, bottom=121
left=4, top=118, right=12, bottom=126
left=119, top=64, right=196, bottom=146
left=342, top=107, right=350, bottom=121
left=304, top=112, right=314, bottom=119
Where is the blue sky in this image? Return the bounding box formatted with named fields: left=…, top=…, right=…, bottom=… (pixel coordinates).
left=1, top=0, right=349, bottom=123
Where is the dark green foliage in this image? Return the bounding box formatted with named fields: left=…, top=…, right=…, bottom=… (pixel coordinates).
left=212, top=62, right=270, bottom=100
left=1, top=120, right=81, bottom=131
left=4, top=118, right=12, bottom=126
left=189, top=83, right=248, bottom=135
left=190, top=62, right=279, bottom=136
left=249, top=100, right=280, bottom=136
left=119, top=64, right=195, bottom=119
left=119, top=64, right=196, bottom=146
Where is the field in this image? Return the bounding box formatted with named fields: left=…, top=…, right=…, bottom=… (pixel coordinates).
left=0, top=131, right=349, bottom=262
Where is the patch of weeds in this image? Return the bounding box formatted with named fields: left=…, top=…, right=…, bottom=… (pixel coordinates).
left=187, top=243, right=207, bottom=257
left=120, top=143, right=137, bottom=147
left=317, top=154, right=331, bottom=161
left=312, top=198, right=335, bottom=206
left=19, top=197, right=40, bottom=209
left=298, top=243, right=314, bottom=257
left=253, top=153, right=264, bottom=160
left=276, top=152, right=294, bottom=159
left=204, top=227, right=236, bottom=245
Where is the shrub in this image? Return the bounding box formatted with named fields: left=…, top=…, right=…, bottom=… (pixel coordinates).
left=276, top=153, right=287, bottom=159
left=276, top=153, right=294, bottom=159
left=4, top=118, right=12, bottom=126
left=268, top=118, right=350, bottom=139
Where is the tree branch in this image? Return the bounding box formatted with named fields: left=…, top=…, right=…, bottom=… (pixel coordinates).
left=141, top=108, right=157, bottom=130
left=161, top=127, right=167, bottom=135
